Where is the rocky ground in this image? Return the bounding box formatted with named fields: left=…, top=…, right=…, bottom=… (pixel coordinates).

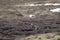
left=0, top=0, right=60, bottom=40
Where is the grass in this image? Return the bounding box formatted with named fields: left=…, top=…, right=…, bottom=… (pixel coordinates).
left=15, top=32, right=60, bottom=40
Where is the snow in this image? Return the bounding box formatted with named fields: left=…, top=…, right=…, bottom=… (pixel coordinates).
left=29, top=14, right=35, bottom=18
left=50, top=8, right=60, bottom=12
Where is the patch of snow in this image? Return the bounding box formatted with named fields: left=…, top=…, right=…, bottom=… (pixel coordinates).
left=53, top=3, right=60, bottom=6
left=44, top=3, right=60, bottom=6
left=44, top=3, right=53, bottom=6
left=25, top=3, right=60, bottom=6
left=29, top=4, right=36, bottom=6
left=29, top=14, right=35, bottom=18
left=50, top=8, right=60, bottom=12
left=14, top=3, right=60, bottom=7
left=24, top=4, right=43, bottom=6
